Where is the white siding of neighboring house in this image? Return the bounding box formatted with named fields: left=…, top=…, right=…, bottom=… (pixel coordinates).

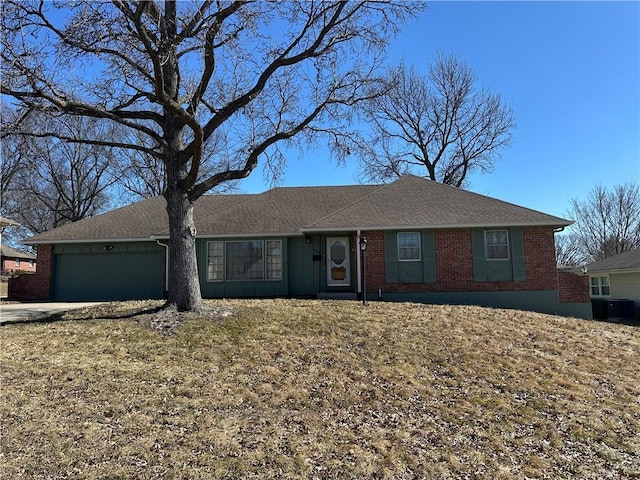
left=609, top=271, right=640, bottom=305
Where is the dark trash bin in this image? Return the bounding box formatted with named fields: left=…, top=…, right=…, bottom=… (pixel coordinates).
left=607, top=299, right=635, bottom=319
left=591, top=298, right=609, bottom=320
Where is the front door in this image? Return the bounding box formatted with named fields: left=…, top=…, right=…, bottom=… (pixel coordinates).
left=327, top=237, right=351, bottom=286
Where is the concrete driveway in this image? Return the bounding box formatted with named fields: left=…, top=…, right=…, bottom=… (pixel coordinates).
left=0, top=302, right=104, bottom=324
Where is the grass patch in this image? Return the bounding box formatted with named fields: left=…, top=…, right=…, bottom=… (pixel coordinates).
left=1, top=299, right=639, bottom=479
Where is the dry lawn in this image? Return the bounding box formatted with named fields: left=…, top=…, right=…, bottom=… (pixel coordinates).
left=1, top=299, right=639, bottom=479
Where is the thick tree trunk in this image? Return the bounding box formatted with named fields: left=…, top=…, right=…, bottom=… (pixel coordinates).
left=164, top=186, right=204, bottom=311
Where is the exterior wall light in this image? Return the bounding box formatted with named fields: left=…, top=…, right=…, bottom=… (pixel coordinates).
left=359, top=236, right=368, bottom=305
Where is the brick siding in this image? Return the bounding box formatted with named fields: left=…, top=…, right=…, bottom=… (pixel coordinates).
left=1, top=258, right=37, bottom=274
left=8, top=244, right=52, bottom=301
left=364, top=227, right=560, bottom=294
left=557, top=270, right=590, bottom=303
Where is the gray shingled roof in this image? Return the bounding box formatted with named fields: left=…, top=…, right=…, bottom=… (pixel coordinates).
left=0, top=244, right=37, bottom=260
left=304, top=175, right=570, bottom=231
left=25, top=175, right=571, bottom=244
left=585, top=249, right=640, bottom=273
left=25, top=195, right=255, bottom=244
left=164, top=184, right=381, bottom=237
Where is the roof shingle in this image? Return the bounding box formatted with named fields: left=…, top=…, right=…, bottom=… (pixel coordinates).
left=585, top=249, right=640, bottom=273
left=25, top=175, right=571, bottom=244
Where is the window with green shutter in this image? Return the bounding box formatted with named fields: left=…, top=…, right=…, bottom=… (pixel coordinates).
left=385, top=230, right=436, bottom=284
left=472, top=228, right=526, bottom=282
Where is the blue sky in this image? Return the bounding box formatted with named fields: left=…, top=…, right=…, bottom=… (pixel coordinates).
left=237, top=1, right=640, bottom=220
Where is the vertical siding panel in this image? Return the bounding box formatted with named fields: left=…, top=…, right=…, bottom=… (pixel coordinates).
left=610, top=272, right=640, bottom=303
left=511, top=228, right=526, bottom=281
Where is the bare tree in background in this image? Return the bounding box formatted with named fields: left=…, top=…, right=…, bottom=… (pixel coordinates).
left=566, top=183, right=640, bottom=262
left=355, top=55, right=514, bottom=187
left=0, top=104, right=26, bottom=211
left=113, top=127, right=167, bottom=200
left=1, top=1, right=419, bottom=311
left=2, top=112, right=117, bottom=234
left=555, top=233, right=585, bottom=267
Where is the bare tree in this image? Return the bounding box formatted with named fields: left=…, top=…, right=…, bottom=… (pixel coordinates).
left=1, top=1, right=419, bottom=311
left=355, top=55, right=514, bottom=187
left=1, top=108, right=26, bottom=211
left=566, top=183, right=640, bottom=262
left=2, top=113, right=117, bottom=233
left=113, top=126, right=239, bottom=203
left=555, top=233, right=585, bottom=267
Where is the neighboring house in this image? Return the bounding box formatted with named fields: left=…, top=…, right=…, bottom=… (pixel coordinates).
left=1, top=244, right=37, bottom=275
left=17, top=175, right=591, bottom=317
left=585, top=249, right=640, bottom=310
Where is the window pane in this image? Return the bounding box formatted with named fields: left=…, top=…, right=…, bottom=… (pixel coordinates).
left=207, top=241, right=224, bottom=281
left=226, top=241, right=263, bottom=281
left=266, top=240, right=282, bottom=280
left=590, top=277, right=599, bottom=287
left=591, top=286, right=600, bottom=296
left=486, top=231, right=507, bottom=246
left=600, top=276, right=610, bottom=286
left=397, top=232, right=420, bottom=261
left=601, top=285, right=610, bottom=296
left=485, top=230, right=509, bottom=259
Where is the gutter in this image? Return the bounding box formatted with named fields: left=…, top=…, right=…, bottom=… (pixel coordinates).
left=301, top=221, right=572, bottom=234
left=22, top=237, right=157, bottom=246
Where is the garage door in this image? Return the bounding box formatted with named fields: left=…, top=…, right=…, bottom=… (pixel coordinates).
left=53, top=250, right=164, bottom=301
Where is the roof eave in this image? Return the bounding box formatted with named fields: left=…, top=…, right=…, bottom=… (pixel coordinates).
left=300, top=221, right=571, bottom=233
left=23, top=237, right=155, bottom=245
left=151, top=232, right=304, bottom=240
left=586, top=267, right=640, bottom=275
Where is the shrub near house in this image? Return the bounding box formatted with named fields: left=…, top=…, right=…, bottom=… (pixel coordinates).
left=20, top=175, right=591, bottom=318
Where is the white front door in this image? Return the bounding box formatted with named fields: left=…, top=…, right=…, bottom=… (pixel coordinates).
left=327, top=237, right=351, bottom=286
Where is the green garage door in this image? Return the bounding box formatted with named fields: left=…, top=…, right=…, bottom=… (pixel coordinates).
left=53, top=248, right=164, bottom=301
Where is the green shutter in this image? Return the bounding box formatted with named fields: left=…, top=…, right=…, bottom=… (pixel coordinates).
left=472, top=230, right=487, bottom=282
left=384, top=231, right=398, bottom=283
left=422, top=230, right=436, bottom=283
left=511, top=228, right=526, bottom=281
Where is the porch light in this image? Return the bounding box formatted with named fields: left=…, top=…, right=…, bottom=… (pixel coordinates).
left=360, top=236, right=368, bottom=305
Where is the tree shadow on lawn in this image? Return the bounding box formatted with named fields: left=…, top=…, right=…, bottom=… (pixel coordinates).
left=0, top=305, right=164, bottom=328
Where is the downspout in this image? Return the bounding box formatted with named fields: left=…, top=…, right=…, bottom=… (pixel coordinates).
left=156, top=240, right=169, bottom=297
left=356, top=229, right=362, bottom=295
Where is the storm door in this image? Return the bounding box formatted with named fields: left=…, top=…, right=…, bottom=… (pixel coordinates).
left=326, top=237, right=351, bottom=286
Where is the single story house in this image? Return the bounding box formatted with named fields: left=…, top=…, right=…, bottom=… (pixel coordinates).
left=1, top=243, right=37, bottom=275
left=16, top=175, right=591, bottom=317
left=584, top=249, right=640, bottom=319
